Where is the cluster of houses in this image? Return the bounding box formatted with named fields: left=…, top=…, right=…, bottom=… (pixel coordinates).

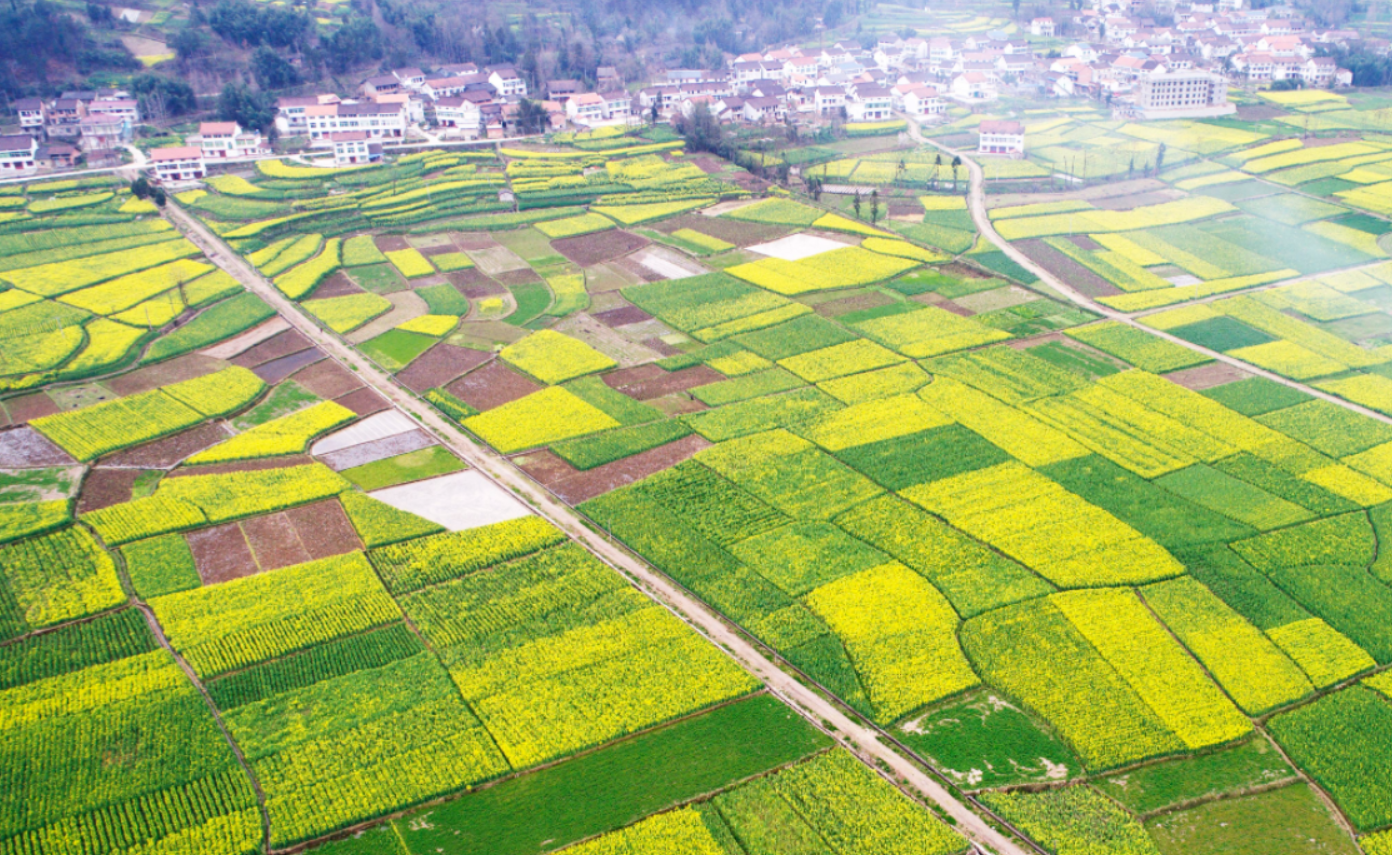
left=1, top=89, right=143, bottom=173
left=1043, top=0, right=1358, bottom=117
left=270, top=61, right=631, bottom=154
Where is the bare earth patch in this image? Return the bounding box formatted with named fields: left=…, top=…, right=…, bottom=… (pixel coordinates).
left=593, top=306, right=653, bottom=327
left=242, top=512, right=311, bottom=571
left=106, top=354, right=225, bottom=396
left=553, top=230, right=649, bottom=267
left=446, top=361, right=542, bottom=411
left=187, top=524, right=259, bottom=584
left=334, top=386, right=391, bottom=416
left=0, top=427, right=78, bottom=468
left=103, top=423, right=231, bottom=469
left=518, top=434, right=711, bottom=504
left=200, top=318, right=291, bottom=360
left=168, top=454, right=314, bottom=478
left=1164, top=362, right=1253, bottom=390
left=3, top=394, right=60, bottom=425
left=603, top=364, right=723, bottom=400
left=346, top=291, right=428, bottom=345
left=291, top=359, right=364, bottom=399
left=231, top=329, right=313, bottom=368
left=310, top=271, right=364, bottom=299
left=552, top=313, right=663, bottom=366
left=312, top=410, right=415, bottom=456
left=286, top=498, right=362, bottom=560
left=77, top=468, right=142, bottom=514
left=1016, top=240, right=1122, bottom=299
left=395, top=343, right=491, bottom=392
left=466, top=245, right=530, bottom=275
left=254, top=347, right=326, bottom=384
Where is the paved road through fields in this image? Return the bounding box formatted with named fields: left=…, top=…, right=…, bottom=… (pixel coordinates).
left=161, top=201, right=1035, bottom=855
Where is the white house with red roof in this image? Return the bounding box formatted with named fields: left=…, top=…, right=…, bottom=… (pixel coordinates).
left=149, top=146, right=205, bottom=181
left=199, top=121, right=267, bottom=159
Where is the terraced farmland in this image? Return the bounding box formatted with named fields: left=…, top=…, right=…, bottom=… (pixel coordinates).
left=8, top=106, right=1392, bottom=855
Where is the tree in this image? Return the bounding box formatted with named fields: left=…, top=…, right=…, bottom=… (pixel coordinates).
left=325, top=16, right=382, bottom=74
left=217, top=82, right=275, bottom=133
left=1155, top=142, right=1167, bottom=175
left=131, top=74, right=196, bottom=119
left=514, top=98, right=549, bottom=135
left=251, top=46, right=299, bottom=90
left=869, top=189, right=879, bottom=224
left=934, top=153, right=942, bottom=188
left=131, top=176, right=151, bottom=199
left=824, top=0, right=844, bottom=28
left=852, top=191, right=862, bottom=219
left=673, top=102, right=729, bottom=158
left=807, top=175, right=823, bottom=201
left=951, top=155, right=962, bottom=189
left=1012, top=0, right=1021, bottom=16
left=152, top=187, right=167, bottom=207
left=171, top=28, right=205, bottom=62
left=650, top=100, right=660, bottom=125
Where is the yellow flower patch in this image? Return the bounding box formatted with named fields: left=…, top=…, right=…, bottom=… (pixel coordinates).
left=855, top=305, right=1011, bottom=359
left=919, top=377, right=1087, bottom=467
left=1267, top=618, right=1376, bottom=689
left=805, top=563, right=978, bottom=723
left=464, top=386, right=619, bottom=453
left=396, top=314, right=459, bottom=337
left=778, top=339, right=905, bottom=383
left=500, top=330, right=617, bottom=384
left=797, top=394, right=949, bottom=452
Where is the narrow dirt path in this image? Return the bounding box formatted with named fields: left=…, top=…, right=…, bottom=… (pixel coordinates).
left=902, top=115, right=1392, bottom=429
left=161, top=200, right=1033, bottom=855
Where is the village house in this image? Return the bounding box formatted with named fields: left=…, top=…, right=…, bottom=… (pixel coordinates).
left=0, top=135, right=39, bottom=174
left=148, top=146, right=205, bottom=182
left=199, top=122, right=267, bottom=159
left=978, top=119, right=1025, bottom=157
left=329, top=132, right=382, bottom=166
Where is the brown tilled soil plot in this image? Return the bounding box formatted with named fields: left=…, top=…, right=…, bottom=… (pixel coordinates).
left=518, top=434, right=711, bottom=504
left=937, top=301, right=976, bottom=317
left=1092, top=190, right=1183, bottom=210
left=285, top=499, right=362, bottom=559
left=103, top=423, right=230, bottom=469
left=0, top=427, right=76, bottom=468
left=291, top=359, right=364, bottom=399
left=396, top=343, right=491, bottom=392
left=1016, top=240, right=1122, bottom=298
left=168, top=454, right=314, bottom=478
left=553, top=230, right=649, bottom=267
left=232, top=329, right=312, bottom=368
left=3, top=394, right=60, bottom=425
left=653, top=214, right=791, bottom=247
left=451, top=268, right=507, bottom=298
left=106, top=354, right=226, bottom=396
left=374, top=235, right=411, bottom=252
left=242, top=513, right=311, bottom=571
left=1164, top=362, right=1252, bottom=390
left=77, top=468, right=143, bottom=514
left=452, top=232, right=498, bottom=251
left=604, top=364, right=722, bottom=400
left=642, top=337, right=683, bottom=356
left=334, top=386, right=391, bottom=416
left=319, top=429, right=436, bottom=471
left=255, top=348, right=326, bottom=384
left=592, top=306, right=653, bottom=327
left=817, top=292, right=896, bottom=318
left=496, top=268, right=542, bottom=287
left=187, top=524, right=259, bottom=584
left=310, top=271, right=364, bottom=299
left=446, top=361, right=542, bottom=411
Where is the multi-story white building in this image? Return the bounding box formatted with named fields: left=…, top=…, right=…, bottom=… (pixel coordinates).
left=275, top=94, right=341, bottom=136
left=433, top=96, right=483, bottom=137
left=978, top=119, right=1025, bottom=157
left=14, top=98, right=45, bottom=131
left=77, top=114, right=125, bottom=152
left=488, top=67, right=527, bottom=97
left=330, top=132, right=381, bottom=165
left=1132, top=70, right=1233, bottom=118
left=304, top=102, right=408, bottom=141
left=149, top=146, right=205, bottom=181
left=199, top=121, right=267, bottom=159
left=87, top=98, right=140, bottom=124
left=847, top=84, right=892, bottom=120
left=0, top=135, right=39, bottom=174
